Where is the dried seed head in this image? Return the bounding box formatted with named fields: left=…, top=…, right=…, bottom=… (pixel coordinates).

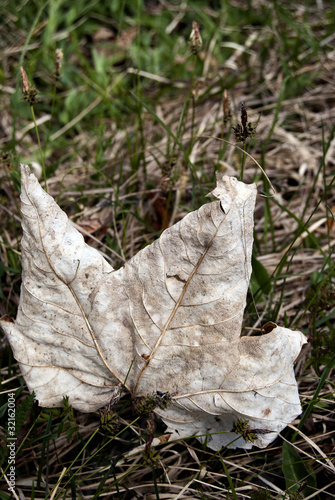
left=54, top=48, right=63, bottom=79
left=108, top=382, right=122, bottom=412
left=223, top=89, right=232, bottom=124
left=99, top=406, right=119, bottom=433
left=1, top=151, right=11, bottom=170
left=232, top=419, right=272, bottom=444
left=20, top=66, right=39, bottom=105
left=232, top=419, right=256, bottom=443
left=232, top=102, right=257, bottom=142
left=161, top=155, right=176, bottom=177
left=133, top=394, right=158, bottom=416
left=240, top=102, right=248, bottom=130
left=133, top=391, right=173, bottom=416
left=20, top=67, right=30, bottom=92
left=189, top=21, right=202, bottom=55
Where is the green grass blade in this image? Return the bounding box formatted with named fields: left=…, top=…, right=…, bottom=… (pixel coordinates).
left=282, top=441, right=317, bottom=497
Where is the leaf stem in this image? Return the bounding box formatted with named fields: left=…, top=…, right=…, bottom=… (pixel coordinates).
left=30, top=104, right=47, bottom=191
left=240, top=138, right=247, bottom=182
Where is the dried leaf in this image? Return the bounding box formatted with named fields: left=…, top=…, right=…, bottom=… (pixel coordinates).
left=0, top=165, right=307, bottom=449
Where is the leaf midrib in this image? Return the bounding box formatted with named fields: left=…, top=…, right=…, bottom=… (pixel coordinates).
left=133, top=206, right=226, bottom=393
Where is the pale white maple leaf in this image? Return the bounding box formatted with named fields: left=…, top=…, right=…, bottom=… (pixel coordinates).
left=0, top=165, right=306, bottom=450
